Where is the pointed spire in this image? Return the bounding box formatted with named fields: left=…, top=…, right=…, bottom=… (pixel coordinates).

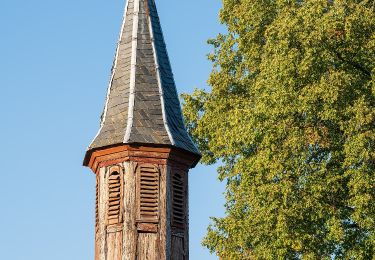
left=85, top=0, right=200, bottom=159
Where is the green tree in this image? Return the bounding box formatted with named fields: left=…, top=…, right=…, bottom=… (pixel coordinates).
left=182, top=0, right=375, bottom=259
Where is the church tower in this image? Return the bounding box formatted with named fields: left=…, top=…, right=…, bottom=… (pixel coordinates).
left=83, top=0, right=201, bottom=259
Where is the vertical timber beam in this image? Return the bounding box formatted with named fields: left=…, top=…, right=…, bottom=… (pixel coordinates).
left=122, top=161, right=137, bottom=259
left=96, top=165, right=124, bottom=260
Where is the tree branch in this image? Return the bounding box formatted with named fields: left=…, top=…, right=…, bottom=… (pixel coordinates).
left=333, top=50, right=372, bottom=78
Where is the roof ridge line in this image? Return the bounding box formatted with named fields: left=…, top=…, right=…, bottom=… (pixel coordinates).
left=147, top=0, right=199, bottom=152
left=123, top=0, right=140, bottom=143
left=88, top=0, right=130, bottom=149
left=146, top=0, right=175, bottom=146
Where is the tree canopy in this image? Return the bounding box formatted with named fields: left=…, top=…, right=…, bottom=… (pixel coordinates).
left=182, top=0, right=375, bottom=259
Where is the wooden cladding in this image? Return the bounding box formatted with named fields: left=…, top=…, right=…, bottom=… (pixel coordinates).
left=107, top=167, right=123, bottom=226
left=137, top=164, right=160, bottom=223
left=95, top=174, right=100, bottom=234
left=172, top=169, right=186, bottom=229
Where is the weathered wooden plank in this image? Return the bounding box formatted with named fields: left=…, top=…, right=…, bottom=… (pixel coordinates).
left=107, top=232, right=116, bottom=260
left=115, top=231, right=123, bottom=260
left=128, top=157, right=167, bottom=165
left=185, top=170, right=190, bottom=260
left=95, top=174, right=100, bottom=260
left=137, top=223, right=158, bottom=233
left=106, top=230, right=123, bottom=260
left=159, top=165, right=169, bottom=260
left=98, top=167, right=108, bottom=260
left=137, top=233, right=159, bottom=260
left=171, top=236, right=185, bottom=260
left=122, top=161, right=137, bottom=259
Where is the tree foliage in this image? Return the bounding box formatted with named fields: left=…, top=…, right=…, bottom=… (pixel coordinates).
left=182, top=0, right=375, bottom=258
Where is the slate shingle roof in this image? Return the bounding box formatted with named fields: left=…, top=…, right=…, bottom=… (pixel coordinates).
left=86, top=0, right=200, bottom=157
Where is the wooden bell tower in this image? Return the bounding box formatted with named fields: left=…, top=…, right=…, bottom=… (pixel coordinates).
left=83, top=0, right=201, bottom=259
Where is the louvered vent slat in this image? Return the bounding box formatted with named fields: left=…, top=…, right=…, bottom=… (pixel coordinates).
left=138, top=164, right=159, bottom=222
left=172, top=170, right=185, bottom=228
left=107, top=170, right=121, bottom=225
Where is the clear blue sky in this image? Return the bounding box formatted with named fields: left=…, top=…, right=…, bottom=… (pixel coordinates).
left=0, top=0, right=225, bottom=259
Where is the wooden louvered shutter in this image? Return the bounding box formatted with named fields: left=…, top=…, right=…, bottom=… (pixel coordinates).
left=95, top=174, right=100, bottom=234
left=107, top=168, right=122, bottom=225
left=172, top=169, right=186, bottom=229
left=137, top=164, right=159, bottom=223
